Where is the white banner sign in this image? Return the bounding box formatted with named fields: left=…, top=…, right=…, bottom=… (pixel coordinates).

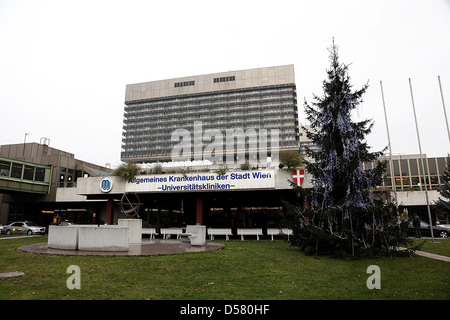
left=125, top=170, right=275, bottom=193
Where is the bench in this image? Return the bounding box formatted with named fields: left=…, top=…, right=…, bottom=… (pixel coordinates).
left=160, top=227, right=183, bottom=239
left=237, top=228, right=263, bottom=241
left=207, top=228, right=233, bottom=241
left=180, top=225, right=206, bottom=246
left=141, top=228, right=158, bottom=239
left=267, top=228, right=293, bottom=241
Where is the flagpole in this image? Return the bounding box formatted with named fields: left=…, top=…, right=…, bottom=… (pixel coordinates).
left=438, top=76, right=450, bottom=144
left=408, top=78, right=435, bottom=242
left=380, top=81, right=399, bottom=218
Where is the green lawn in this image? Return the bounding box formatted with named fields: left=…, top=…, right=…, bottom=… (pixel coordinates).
left=0, top=236, right=448, bottom=300
left=411, top=238, right=450, bottom=257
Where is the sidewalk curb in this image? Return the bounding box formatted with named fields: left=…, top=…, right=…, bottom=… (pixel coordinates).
left=399, top=247, right=450, bottom=262
left=414, top=250, right=450, bottom=262
left=0, top=235, right=44, bottom=240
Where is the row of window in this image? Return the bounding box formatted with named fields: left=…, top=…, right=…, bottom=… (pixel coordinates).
left=362, top=157, right=449, bottom=191
left=0, top=160, right=49, bottom=183
left=125, top=97, right=296, bottom=116
left=125, top=105, right=296, bottom=125
left=124, top=110, right=296, bottom=127
left=213, top=76, right=235, bottom=83
left=122, top=140, right=299, bottom=155
left=125, top=86, right=296, bottom=111
left=125, top=98, right=295, bottom=115
left=122, top=121, right=298, bottom=144
left=363, top=157, right=447, bottom=178
left=124, top=131, right=299, bottom=145
left=174, top=80, right=195, bottom=88
left=173, top=76, right=237, bottom=87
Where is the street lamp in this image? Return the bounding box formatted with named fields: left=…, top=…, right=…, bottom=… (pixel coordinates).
left=408, top=78, right=435, bottom=242
left=23, top=133, right=31, bottom=159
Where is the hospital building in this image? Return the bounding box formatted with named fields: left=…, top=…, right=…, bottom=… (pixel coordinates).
left=0, top=65, right=448, bottom=238
left=121, top=65, right=300, bottom=164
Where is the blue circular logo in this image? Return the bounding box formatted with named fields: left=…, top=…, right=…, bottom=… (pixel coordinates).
left=100, top=178, right=113, bottom=193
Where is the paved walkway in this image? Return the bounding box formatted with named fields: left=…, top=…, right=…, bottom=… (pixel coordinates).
left=18, top=240, right=224, bottom=256
left=399, top=246, right=450, bottom=262
left=0, top=235, right=44, bottom=240
left=0, top=271, right=25, bottom=278
left=413, top=250, right=450, bottom=262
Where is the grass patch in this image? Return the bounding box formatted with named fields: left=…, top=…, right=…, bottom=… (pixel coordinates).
left=0, top=236, right=448, bottom=300
left=411, top=238, right=450, bottom=257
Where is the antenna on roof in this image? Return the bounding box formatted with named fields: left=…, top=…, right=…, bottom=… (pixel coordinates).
left=40, top=137, right=50, bottom=146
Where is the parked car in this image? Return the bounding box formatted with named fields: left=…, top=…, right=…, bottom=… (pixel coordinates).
left=437, top=223, right=450, bottom=230
left=56, top=221, right=74, bottom=226
left=1, top=221, right=46, bottom=235
left=408, top=220, right=449, bottom=238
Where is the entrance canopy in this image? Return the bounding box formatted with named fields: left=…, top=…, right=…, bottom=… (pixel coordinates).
left=68, top=169, right=310, bottom=229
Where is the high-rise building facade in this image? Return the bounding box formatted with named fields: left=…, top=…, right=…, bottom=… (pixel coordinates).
left=121, top=65, right=299, bottom=164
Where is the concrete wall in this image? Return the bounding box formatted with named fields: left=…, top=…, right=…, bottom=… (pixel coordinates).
left=48, top=225, right=129, bottom=251
left=48, top=225, right=79, bottom=250
left=56, top=187, right=90, bottom=202
left=118, top=219, right=142, bottom=244
left=48, top=219, right=143, bottom=252
left=77, top=226, right=129, bottom=252
left=396, top=190, right=440, bottom=206
left=77, top=176, right=125, bottom=196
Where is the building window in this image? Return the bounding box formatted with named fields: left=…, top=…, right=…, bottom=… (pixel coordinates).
left=0, top=160, right=10, bottom=177
left=393, top=160, right=400, bottom=176
left=411, top=177, right=420, bottom=188
left=437, top=157, right=446, bottom=175
left=67, top=175, right=73, bottom=187
left=23, top=165, right=35, bottom=181
left=400, top=159, right=409, bottom=176
left=35, top=168, right=46, bottom=182
left=428, top=158, right=438, bottom=175
left=409, top=159, right=419, bottom=176
left=59, top=174, right=65, bottom=187
left=11, top=163, right=23, bottom=179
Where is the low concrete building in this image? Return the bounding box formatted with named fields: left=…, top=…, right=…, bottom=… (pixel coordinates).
left=0, top=142, right=112, bottom=226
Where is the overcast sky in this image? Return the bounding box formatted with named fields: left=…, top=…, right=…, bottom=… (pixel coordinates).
left=1, top=0, right=449, bottom=167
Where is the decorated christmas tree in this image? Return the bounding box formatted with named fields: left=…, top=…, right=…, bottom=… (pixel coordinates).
left=287, top=41, right=410, bottom=257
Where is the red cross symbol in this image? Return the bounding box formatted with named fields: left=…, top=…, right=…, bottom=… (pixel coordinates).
left=292, top=169, right=305, bottom=186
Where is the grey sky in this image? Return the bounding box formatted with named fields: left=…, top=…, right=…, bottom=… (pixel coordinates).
left=1, top=0, right=449, bottom=167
